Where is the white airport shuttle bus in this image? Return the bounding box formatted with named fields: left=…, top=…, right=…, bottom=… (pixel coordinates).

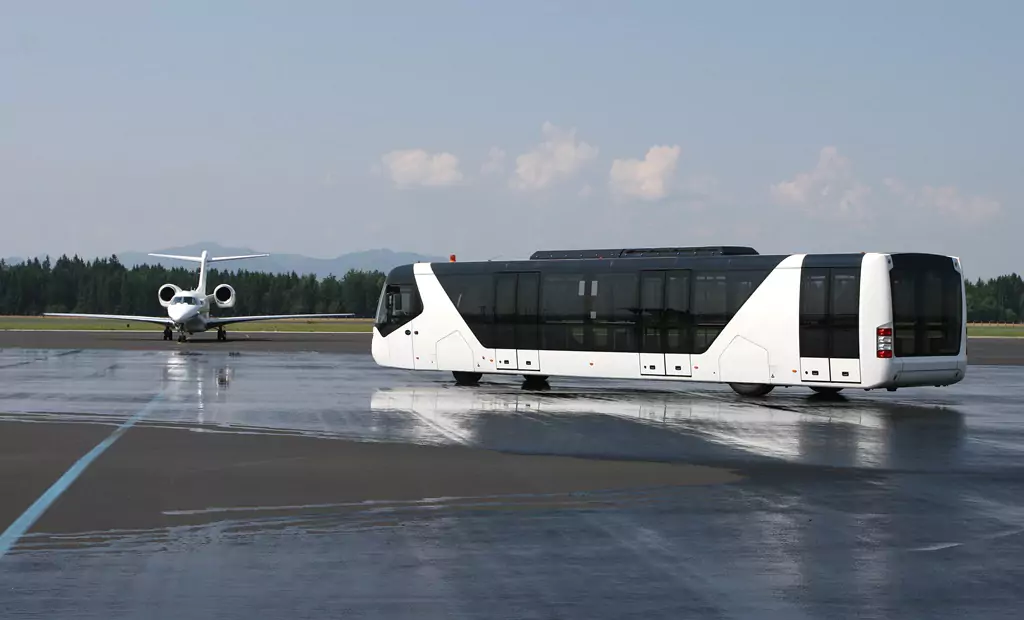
left=370, top=246, right=967, bottom=397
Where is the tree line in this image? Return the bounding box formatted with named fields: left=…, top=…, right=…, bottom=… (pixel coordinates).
left=0, top=255, right=386, bottom=318
left=2, top=254, right=1023, bottom=324
left=966, top=274, right=1024, bottom=323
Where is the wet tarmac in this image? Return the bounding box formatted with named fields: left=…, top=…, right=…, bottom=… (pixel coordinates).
left=0, top=329, right=372, bottom=354
left=0, top=346, right=1022, bottom=618
left=0, top=329, right=1022, bottom=364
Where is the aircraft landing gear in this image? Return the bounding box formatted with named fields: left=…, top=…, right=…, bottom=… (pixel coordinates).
left=176, top=326, right=188, bottom=343
left=163, top=326, right=172, bottom=341
left=217, top=327, right=227, bottom=341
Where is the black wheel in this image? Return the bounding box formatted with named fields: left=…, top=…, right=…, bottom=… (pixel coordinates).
left=810, top=386, right=843, bottom=395
left=729, top=382, right=774, bottom=397
left=522, top=374, right=550, bottom=390
left=453, top=371, right=482, bottom=385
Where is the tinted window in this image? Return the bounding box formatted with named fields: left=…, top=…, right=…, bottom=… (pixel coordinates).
left=799, top=268, right=830, bottom=358
left=693, top=272, right=727, bottom=316
left=664, top=270, right=691, bottom=354
left=799, top=266, right=860, bottom=359
left=436, top=273, right=494, bottom=346
left=494, top=273, right=517, bottom=349
left=541, top=273, right=586, bottom=350
left=830, top=269, right=860, bottom=359
left=432, top=259, right=781, bottom=355
left=590, top=272, right=638, bottom=352
left=800, top=269, right=828, bottom=315
left=692, top=272, right=727, bottom=353
left=890, top=255, right=963, bottom=357
left=727, top=270, right=767, bottom=314
left=640, top=272, right=665, bottom=353
left=516, top=272, right=541, bottom=350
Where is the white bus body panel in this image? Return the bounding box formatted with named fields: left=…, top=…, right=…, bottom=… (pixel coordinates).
left=519, top=350, right=541, bottom=372
left=640, top=353, right=693, bottom=377
left=495, top=349, right=518, bottom=370
left=857, top=253, right=896, bottom=387
left=800, top=359, right=831, bottom=382
left=640, top=353, right=666, bottom=376
left=666, top=354, right=692, bottom=376
left=372, top=252, right=967, bottom=392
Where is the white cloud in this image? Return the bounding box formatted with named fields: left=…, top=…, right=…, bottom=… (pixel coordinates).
left=608, top=145, right=681, bottom=200
left=771, top=146, right=871, bottom=218
left=481, top=147, right=506, bottom=175
left=884, top=178, right=1000, bottom=220
left=380, top=149, right=463, bottom=187
left=512, top=122, right=598, bottom=190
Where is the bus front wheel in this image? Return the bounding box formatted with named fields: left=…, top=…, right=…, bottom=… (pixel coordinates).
left=729, top=383, right=774, bottom=397
left=452, top=371, right=482, bottom=385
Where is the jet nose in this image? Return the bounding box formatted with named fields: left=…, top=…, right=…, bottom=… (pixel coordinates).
left=169, top=306, right=196, bottom=323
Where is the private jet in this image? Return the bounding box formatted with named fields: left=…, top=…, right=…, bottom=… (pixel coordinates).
left=45, top=250, right=355, bottom=342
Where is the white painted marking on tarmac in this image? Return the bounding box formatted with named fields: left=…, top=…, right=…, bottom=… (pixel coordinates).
left=911, top=542, right=962, bottom=552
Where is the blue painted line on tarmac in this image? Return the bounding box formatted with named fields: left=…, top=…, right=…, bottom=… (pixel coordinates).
left=0, top=391, right=167, bottom=559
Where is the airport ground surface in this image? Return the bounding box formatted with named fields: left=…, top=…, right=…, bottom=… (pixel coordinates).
left=0, top=335, right=1022, bottom=618
left=0, top=328, right=1022, bottom=365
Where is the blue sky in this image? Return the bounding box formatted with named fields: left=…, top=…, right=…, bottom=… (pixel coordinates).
left=2, top=1, right=1020, bottom=277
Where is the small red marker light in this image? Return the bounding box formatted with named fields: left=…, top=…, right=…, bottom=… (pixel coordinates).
left=450, top=254, right=456, bottom=262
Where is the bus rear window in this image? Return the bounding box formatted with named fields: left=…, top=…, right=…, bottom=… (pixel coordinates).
left=889, top=254, right=963, bottom=357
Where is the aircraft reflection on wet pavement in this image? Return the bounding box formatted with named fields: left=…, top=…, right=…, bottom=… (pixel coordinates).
left=160, top=351, right=235, bottom=426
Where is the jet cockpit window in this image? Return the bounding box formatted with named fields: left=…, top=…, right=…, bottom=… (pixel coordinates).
left=171, top=296, right=197, bottom=305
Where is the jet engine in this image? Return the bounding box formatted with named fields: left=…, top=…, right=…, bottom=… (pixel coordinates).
left=158, top=283, right=181, bottom=307
left=213, top=283, right=236, bottom=308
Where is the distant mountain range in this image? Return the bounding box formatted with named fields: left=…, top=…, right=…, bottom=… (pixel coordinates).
left=3, top=242, right=444, bottom=278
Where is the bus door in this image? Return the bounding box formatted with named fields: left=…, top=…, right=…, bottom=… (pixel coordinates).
left=494, top=272, right=541, bottom=373
left=639, top=270, right=692, bottom=377
left=380, top=282, right=419, bottom=369
left=799, top=258, right=862, bottom=383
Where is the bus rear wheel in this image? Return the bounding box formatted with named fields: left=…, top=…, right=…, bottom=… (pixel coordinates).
left=452, top=371, right=482, bottom=385
left=810, top=386, right=843, bottom=396
left=729, top=383, right=774, bottom=397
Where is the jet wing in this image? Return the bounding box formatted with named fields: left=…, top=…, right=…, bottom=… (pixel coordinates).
left=43, top=313, right=174, bottom=326
left=205, top=313, right=356, bottom=327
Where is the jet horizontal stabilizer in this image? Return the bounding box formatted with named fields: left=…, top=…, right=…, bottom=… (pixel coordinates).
left=148, top=253, right=205, bottom=262
left=207, top=254, right=270, bottom=262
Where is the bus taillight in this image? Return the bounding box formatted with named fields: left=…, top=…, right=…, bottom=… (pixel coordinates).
left=877, top=326, right=893, bottom=358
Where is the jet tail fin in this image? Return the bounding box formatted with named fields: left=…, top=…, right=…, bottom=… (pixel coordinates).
left=148, top=250, right=270, bottom=296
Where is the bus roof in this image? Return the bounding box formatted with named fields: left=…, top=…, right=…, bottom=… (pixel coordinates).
left=528, top=246, right=760, bottom=260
